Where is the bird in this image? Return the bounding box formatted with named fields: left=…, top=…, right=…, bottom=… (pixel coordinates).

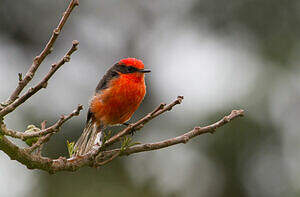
left=74, top=58, right=150, bottom=156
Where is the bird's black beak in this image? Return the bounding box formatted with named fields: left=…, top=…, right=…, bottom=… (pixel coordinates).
left=139, top=69, right=151, bottom=73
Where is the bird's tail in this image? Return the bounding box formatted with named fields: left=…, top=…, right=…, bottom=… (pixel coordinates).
left=74, top=121, right=103, bottom=156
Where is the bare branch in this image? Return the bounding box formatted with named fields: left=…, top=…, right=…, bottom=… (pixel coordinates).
left=1, top=104, right=83, bottom=141
left=0, top=107, right=243, bottom=173
left=72, top=109, right=244, bottom=171
left=117, top=109, right=244, bottom=155
left=25, top=134, right=53, bottom=154
left=102, top=96, right=184, bottom=149
left=6, top=0, right=79, bottom=105
left=36, top=121, right=47, bottom=156
left=94, top=152, right=120, bottom=167
left=0, top=41, right=79, bottom=117
left=24, top=105, right=83, bottom=153
left=0, top=0, right=246, bottom=174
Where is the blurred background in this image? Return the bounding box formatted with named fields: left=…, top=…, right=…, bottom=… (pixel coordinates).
left=0, top=0, right=300, bottom=196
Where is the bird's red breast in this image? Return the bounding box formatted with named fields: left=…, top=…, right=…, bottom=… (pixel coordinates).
left=89, top=58, right=147, bottom=126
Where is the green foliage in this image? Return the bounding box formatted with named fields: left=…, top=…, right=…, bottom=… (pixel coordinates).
left=101, top=130, right=112, bottom=146
left=120, top=136, right=140, bottom=153
left=66, top=140, right=76, bottom=158
left=24, top=124, right=40, bottom=146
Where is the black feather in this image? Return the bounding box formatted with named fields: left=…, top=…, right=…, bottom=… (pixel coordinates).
left=95, top=62, right=141, bottom=93
left=91, top=62, right=141, bottom=124
left=86, top=108, right=93, bottom=124
left=95, top=65, right=120, bottom=92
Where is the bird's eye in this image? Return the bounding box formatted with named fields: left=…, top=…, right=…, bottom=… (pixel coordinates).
left=127, top=66, right=136, bottom=72
left=119, top=65, right=127, bottom=72
left=116, top=64, right=136, bottom=73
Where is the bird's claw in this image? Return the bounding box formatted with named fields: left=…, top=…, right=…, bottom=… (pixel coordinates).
left=123, top=122, right=136, bottom=136
left=129, top=129, right=136, bottom=136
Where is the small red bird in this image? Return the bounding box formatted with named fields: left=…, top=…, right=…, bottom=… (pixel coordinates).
left=74, top=58, right=150, bottom=156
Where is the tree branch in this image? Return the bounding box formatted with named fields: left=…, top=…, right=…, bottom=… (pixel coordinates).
left=94, top=152, right=120, bottom=167
left=24, top=105, right=83, bottom=153
left=0, top=104, right=83, bottom=141
left=36, top=121, right=47, bottom=156
left=5, top=0, right=79, bottom=105
left=101, top=96, right=184, bottom=150
left=0, top=40, right=79, bottom=117
left=117, top=109, right=244, bottom=155
left=0, top=94, right=244, bottom=173
left=0, top=0, right=245, bottom=174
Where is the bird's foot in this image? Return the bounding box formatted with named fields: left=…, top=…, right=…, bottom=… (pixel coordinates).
left=123, top=122, right=136, bottom=136
left=123, top=122, right=130, bottom=126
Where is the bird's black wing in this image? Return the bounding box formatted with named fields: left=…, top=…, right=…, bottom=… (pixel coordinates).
left=87, top=63, right=120, bottom=124
left=86, top=108, right=93, bottom=124
left=95, top=64, right=120, bottom=92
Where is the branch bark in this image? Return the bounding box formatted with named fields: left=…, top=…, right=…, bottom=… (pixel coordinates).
left=1, top=104, right=82, bottom=141
left=117, top=109, right=244, bottom=155
left=101, top=96, right=183, bottom=150
left=5, top=0, right=79, bottom=105
left=0, top=95, right=244, bottom=173
left=0, top=41, right=79, bottom=117
left=24, top=105, right=83, bottom=153
left=0, top=0, right=245, bottom=174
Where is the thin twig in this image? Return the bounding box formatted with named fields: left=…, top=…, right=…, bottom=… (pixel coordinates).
left=94, top=152, right=120, bottom=167
left=24, top=105, right=83, bottom=153
left=0, top=82, right=245, bottom=175
left=0, top=0, right=246, bottom=174
left=25, top=134, right=53, bottom=154
left=0, top=108, right=244, bottom=173
left=1, top=104, right=82, bottom=143
left=102, top=96, right=184, bottom=149
left=117, top=109, right=245, bottom=155
left=36, top=120, right=47, bottom=156
left=61, top=109, right=243, bottom=171
left=0, top=40, right=79, bottom=117
left=5, top=0, right=79, bottom=105
left=95, top=109, right=245, bottom=158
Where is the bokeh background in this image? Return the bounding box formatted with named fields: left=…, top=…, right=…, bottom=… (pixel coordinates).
left=1, top=0, right=300, bottom=196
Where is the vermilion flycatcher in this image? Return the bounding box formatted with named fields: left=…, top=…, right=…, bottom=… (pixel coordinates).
left=74, top=58, right=150, bottom=156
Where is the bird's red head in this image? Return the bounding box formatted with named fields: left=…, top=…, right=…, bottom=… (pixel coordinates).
left=113, top=57, right=150, bottom=83
left=117, top=58, right=151, bottom=75
left=119, top=58, right=145, bottom=69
